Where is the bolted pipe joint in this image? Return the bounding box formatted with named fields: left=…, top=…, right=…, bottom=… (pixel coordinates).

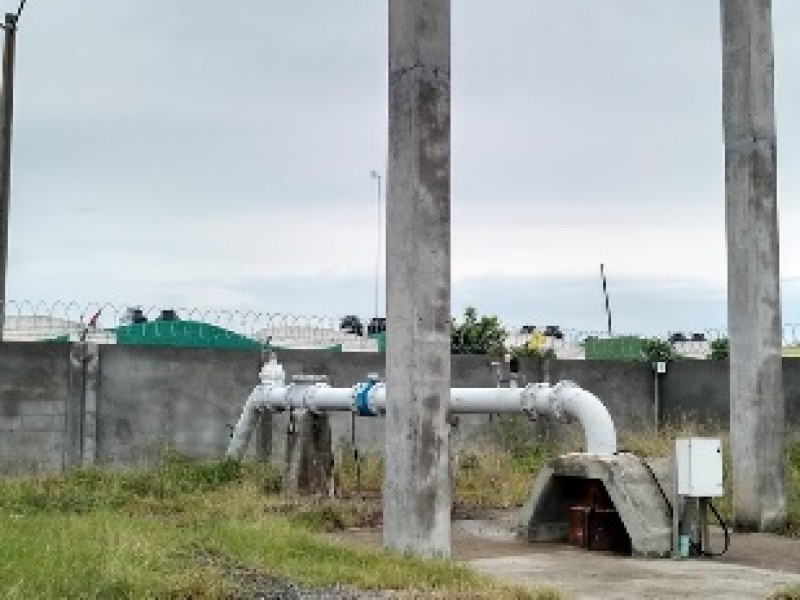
left=520, top=382, right=549, bottom=420
left=522, top=381, right=617, bottom=455
left=354, top=375, right=384, bottom=417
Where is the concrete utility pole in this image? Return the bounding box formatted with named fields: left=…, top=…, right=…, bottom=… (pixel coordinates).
left=0, top=12, right=17, bottom=330
left=384, top=0, right=452, bottom=557
left=721, top=0, right=786, bottom=531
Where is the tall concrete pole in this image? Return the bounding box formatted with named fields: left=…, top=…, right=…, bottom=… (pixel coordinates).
left=721, top=0, right=786, bottom=531
left=384, top=0, right=451, bottom=557
left=0, top=13, right=17, bottom=330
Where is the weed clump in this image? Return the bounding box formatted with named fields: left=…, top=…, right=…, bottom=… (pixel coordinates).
left=0, top=453, right=281, bottom=515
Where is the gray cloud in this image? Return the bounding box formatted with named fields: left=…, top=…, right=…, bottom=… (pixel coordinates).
left=4, top=1, right=800, bottom=332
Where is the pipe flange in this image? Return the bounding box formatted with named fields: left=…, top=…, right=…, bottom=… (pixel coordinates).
left=371, top=382, right=386, bottom=415
left=550, top=381, right=580, bottom=421
left=301, top=385, right=317, bottom=413
left=354, top=376, right=379, bottom=416
left=521, top=383, right=548, bottom=420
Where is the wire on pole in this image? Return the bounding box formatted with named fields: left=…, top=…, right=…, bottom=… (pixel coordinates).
left=15, top=0, right=26, bottom=20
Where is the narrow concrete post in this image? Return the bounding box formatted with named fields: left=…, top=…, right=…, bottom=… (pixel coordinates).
left=65, top=342, right=87, bottom=470
left=81, top=343, right=99, bottom=467
left=284, top=411, right=334, bottom=497
left=254, top=409, right=272, bottom=462
left=721, top=0, right=786, bottom=530
left=66, top=341, right=100, bottom=469
left=385, top=0, right=452, bottom=557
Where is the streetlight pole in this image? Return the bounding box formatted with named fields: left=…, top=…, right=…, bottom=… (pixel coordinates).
left=370, top=170, right=382, bottom=318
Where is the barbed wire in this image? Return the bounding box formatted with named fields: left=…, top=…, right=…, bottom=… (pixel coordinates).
left=0, top=0, right=27, bottom=30
left=1, top=299, right=799, bottom=357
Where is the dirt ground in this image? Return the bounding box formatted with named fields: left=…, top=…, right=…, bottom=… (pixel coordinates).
left=326, top=510, right=800, bottom=600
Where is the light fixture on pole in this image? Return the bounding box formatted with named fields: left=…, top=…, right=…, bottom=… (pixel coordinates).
left=370, top=170, right=382, bottom=319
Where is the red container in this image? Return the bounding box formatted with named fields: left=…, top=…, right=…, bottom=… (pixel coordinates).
left=567, top=505, right=592, bottom=548
left=567, top=505, right=630, bottom=553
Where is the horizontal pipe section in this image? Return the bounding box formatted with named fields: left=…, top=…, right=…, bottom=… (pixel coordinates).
left=226, top=359, right=617, bottom=459
left=448, top=387, right=525, bottom=413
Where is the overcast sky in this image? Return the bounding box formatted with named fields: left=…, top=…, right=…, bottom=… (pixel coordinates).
left=4, top=1, right=800, bottom=334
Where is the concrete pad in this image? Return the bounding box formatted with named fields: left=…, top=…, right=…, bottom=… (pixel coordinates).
left=470, top=551, right=800, bottom=600
left=326, top=509, right=800, bottom=599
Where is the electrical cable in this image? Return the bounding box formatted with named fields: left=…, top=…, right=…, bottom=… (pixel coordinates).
left=351, top=411, right=361, bottom=498
left=699, top=501, right=731, bottom=558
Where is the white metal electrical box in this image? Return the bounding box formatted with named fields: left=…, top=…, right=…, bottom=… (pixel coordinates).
left=675, top=437, right=723, bottom=497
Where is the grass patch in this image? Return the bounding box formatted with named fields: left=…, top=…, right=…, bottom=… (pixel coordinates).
left=0, top=511, right=230, bottom=599
left=0, top=455, right=559, bottom=599
left=769, top=584, right=800, bottom=600
left=211, top=516, right=529, bottom=596
left=334, top=422, right=800, bottom=535
left=0, top=451, right=276, bottom=515
left=454, top=446, right=551, bottom=509
left=335, top=445, right=385, bottom=496
left=335, top=416, right=554, bottom=509
left=787, top=433, right=800, bottom=535
left=335, top=444, right=551, bottom=509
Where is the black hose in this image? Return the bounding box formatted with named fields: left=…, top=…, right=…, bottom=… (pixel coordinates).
left=694, top=502, right=730, bottom=558
left=351, top=412, right=362, bottom=497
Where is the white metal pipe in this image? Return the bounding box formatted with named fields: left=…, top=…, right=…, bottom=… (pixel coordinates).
left=226, top=359, right=617, bottom=459
left=448, top=388, right=525, bottom=413
left=293, top=385, right=355, bottom=412
left=261, top=385, right=355, bottom=412
left=226, top=388, right=264, bottom=459
left=524, top=382, right=617, bottom=455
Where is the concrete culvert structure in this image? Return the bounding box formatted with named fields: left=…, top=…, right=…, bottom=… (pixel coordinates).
left=517, top=453, right=674, bottom=557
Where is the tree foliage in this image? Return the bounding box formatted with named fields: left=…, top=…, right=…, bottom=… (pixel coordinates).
left=451, top=307, right=506, bottom=355
left=641, top=338, right=674, bottom=363
left=509, top=344, right=556, bottom=360
left=710, top=338, right=729, bottom=360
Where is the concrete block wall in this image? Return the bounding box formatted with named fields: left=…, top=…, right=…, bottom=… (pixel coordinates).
left=660, top=360, right=731, bottom=426
left=0, top=342, right=72, bottom=475
left=96, top=345, right=262, bottom=467
left=1, top=342, right=799, bottom=476
left=549, top=360, right=655, bottom=430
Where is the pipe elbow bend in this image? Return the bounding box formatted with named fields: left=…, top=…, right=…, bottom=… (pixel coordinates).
left=552, top=381, right=617, bottom=455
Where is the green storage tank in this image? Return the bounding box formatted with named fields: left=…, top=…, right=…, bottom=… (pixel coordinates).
left=584, top=336, right=646, bottom=361
left=115, top=320, right=261, bottom=350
